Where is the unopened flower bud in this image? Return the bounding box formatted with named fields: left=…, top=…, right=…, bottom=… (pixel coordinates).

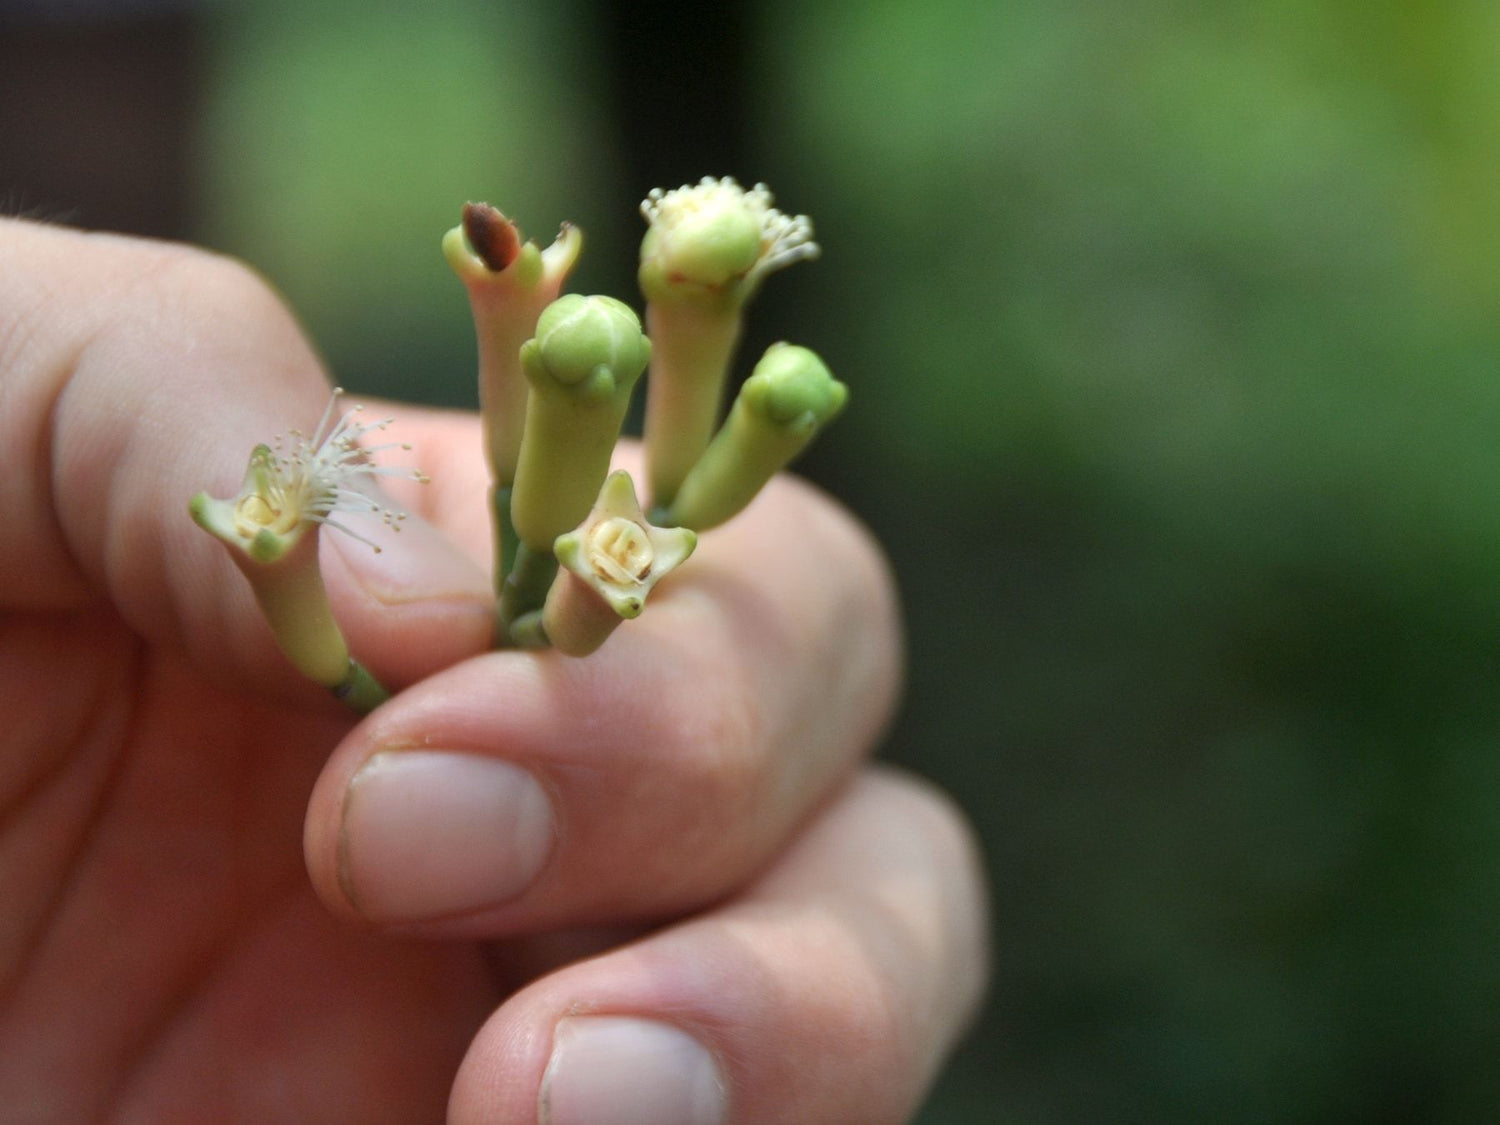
left=740, top=342, right=848, bottom=430
left=665, top=343, right=847, bottom=532
left=510, top=296, right=651, bottom=551
left=530, top=294, right=651, bottom=394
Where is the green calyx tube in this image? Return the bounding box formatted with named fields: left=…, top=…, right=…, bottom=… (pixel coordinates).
left=443, top=204, right=583, bottom=491
left=189, top=491, right=389, bottom=714
left=509, top=294, right=651, bottom=552
left=642, top=298, right=742, bottom=511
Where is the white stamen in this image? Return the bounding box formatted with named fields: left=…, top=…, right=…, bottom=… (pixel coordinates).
left=641, top=176, right=819, bottom=277
left=235, top=388, right=425, bottom=552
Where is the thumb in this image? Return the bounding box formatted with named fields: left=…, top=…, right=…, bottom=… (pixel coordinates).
left=0, top=218, right=491, bottom=697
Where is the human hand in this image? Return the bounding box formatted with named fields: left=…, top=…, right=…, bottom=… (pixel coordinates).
left=0, top=219, right=988, bottom=1123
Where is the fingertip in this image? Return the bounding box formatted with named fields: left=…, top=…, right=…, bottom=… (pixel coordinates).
left=447, top=770, right=990, bottom=1125
left=540, top=1016, right=728, bottom=1125
left=318, top=513, right=494, bottom=688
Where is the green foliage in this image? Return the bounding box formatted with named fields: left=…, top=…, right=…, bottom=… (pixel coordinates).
left=758, top=0, right=1500, bottom=1120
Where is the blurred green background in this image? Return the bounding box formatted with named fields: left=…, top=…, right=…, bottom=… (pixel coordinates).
left=7, top=0, right=1500, bottom=1119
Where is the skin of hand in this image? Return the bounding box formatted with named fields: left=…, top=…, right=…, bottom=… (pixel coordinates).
left=0, top=218, right=989, bottom=1123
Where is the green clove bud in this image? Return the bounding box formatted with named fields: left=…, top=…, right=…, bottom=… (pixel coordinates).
left=509, top=295, right=651, bottom=552
left=664, top=343, right=847, bottom=532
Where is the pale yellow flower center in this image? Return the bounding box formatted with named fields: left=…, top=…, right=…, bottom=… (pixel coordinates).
left=234, top=493, right=288, bottom=537
left=586, top=517, right=655, bottom=585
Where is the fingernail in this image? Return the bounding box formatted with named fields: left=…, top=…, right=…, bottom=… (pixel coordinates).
left=329, top=509, right=489, bottom=605
left=541, top=1017, right=727, bottom=1125
left=341, top=751, right=554, bottom=921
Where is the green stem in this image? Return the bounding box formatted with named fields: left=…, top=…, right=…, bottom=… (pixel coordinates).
left=498, top=488, right=519, bottom=581
left=508, top=609, right=550, bottom=649
left=496, top=542, right=559, bottom=646
left=332, top=660, right=390, bottom=715
left=491, top=482, right=519, bottom=595
left=643, top=299, right=741, bottom=510
left=239, top=531, right=351, bottom=687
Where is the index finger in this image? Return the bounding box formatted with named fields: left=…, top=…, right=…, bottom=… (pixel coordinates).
left=0, top=219, right=493, bottom=698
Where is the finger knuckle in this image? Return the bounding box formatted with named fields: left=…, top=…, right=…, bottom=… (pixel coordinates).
left=133, top=242, right=289, bottom=337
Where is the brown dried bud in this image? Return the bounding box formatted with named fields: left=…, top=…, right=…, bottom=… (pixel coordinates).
left=462, top=201, right=523, bottom=272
